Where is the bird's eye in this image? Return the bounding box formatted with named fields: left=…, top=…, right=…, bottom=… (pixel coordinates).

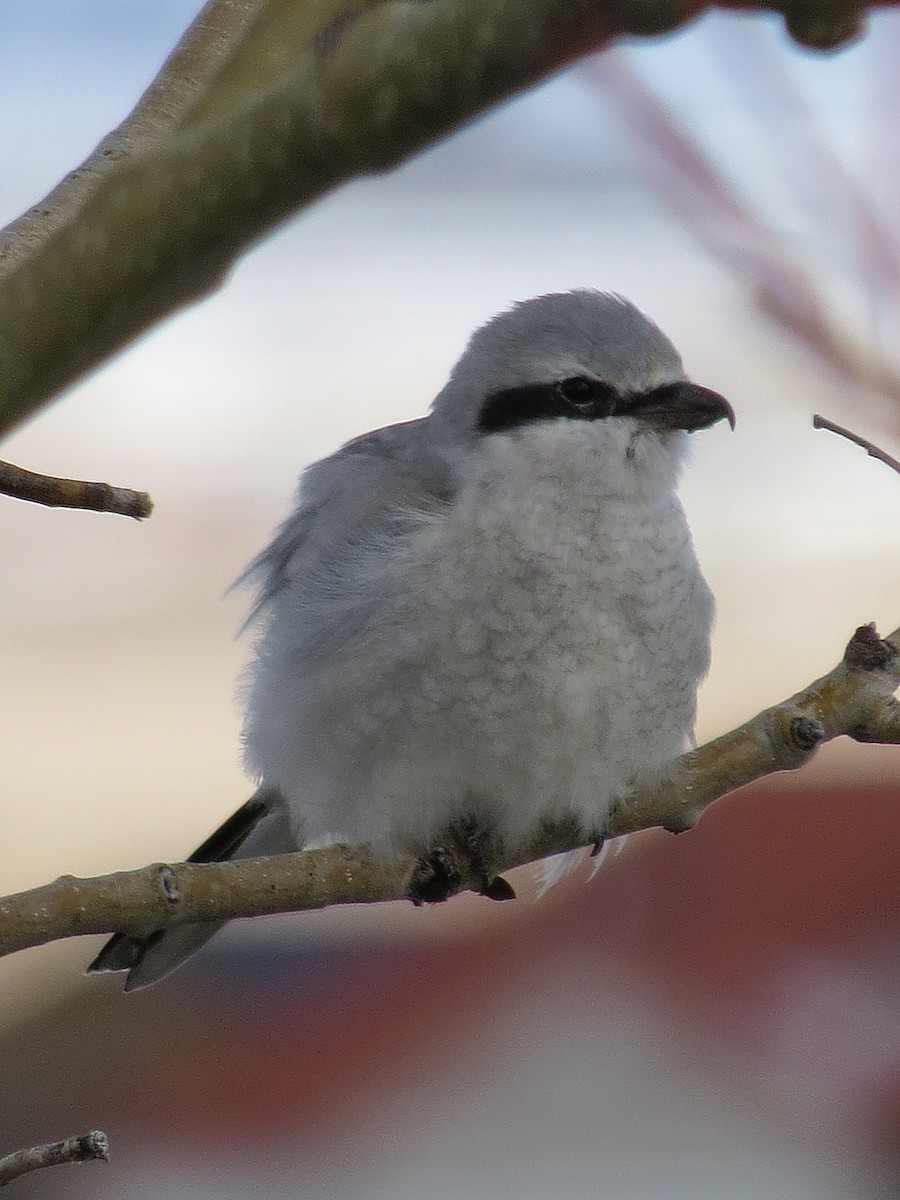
left=557, top=377, right=601, bottom=414
left=557, top=377, right=621, bottom=419
left=558, top=377, right=593, bottom=401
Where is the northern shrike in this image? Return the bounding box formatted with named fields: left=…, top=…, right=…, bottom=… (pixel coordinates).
left=89, top=289, right=733, bottom=989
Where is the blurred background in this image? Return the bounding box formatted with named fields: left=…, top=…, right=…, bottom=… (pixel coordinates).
left=0, top=2, right=898, bottom=1196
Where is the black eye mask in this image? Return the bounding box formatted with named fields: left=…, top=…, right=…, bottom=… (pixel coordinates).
left=478, top=378, right=735, bottom=434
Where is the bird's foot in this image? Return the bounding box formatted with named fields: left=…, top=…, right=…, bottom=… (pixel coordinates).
left=407, top=814, right=516, bottom=905
left=408, top=843, right=463, bottom=905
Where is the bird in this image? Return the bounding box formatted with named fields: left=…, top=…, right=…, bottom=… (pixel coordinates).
left=88, top=289, right=734, bottom=989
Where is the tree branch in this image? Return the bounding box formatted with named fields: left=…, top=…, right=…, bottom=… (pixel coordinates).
left=0, top=623, right=896, bottom=963
left=0, top=1131, right=109, bottom=1187
left=0, top=459, right=152, bottom=519
left=0, top=0, right=881, bottom=437
left=813, top=413, right=900, bottom=476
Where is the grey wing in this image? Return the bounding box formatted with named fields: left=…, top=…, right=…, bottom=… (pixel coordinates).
left=237, top=417, right=454, bottom=628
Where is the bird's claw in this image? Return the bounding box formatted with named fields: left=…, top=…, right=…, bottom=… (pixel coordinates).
left=408, top=844, right=462, bottom=905
left=407, top=813, right=516, bottom=905
left=481, top=874, right=517, bottom=901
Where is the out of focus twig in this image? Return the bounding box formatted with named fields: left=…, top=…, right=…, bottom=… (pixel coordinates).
left=585, top=54, right=900, bottom=409
left=0, top=0, right=872, bottom=436
left=0, top=459, right=152, bottom=519
left=813, top=413, right=900, bottom=477
left=0, top=1130, right=109, bottom=1187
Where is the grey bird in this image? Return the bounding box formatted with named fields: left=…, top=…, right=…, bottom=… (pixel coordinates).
left=88, top=289, right=734, bottom=989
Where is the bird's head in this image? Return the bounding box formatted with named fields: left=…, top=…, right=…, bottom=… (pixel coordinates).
left=430, top=290, right=733, bottom=490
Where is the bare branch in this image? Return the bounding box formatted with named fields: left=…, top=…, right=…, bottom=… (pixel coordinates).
left=0, top=1131, right=109, bottom=1187
left=0, top=623, right=896, bottom=964
left=0, top=459, right=152, bottom=519
left=0, top=0, right=877, bottom=436
left=0, top=0, right=607, bottom=435
left=813, top=413, right=900, bottom=477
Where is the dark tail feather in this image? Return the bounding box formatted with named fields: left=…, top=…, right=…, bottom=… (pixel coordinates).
left=87, top=785, right=291, bottom=990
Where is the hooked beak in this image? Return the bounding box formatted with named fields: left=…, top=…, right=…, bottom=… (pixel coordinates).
left=628, top=382, right=736, bottom=433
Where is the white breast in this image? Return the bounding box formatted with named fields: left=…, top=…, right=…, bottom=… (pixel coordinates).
left=246, top=421, right=714, bottom=855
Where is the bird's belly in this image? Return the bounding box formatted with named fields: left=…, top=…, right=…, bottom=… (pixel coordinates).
left=369, top=517, right=711, bottom=848
left=268, top=487, right=713, bottom=854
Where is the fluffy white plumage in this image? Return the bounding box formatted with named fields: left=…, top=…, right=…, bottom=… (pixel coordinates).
left=242, top=290, right=718, bottom=853
left=89, top=289, right=732, bottom=988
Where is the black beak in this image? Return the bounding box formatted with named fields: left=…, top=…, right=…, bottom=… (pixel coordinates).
left=627, top=382, right=736, bottom=433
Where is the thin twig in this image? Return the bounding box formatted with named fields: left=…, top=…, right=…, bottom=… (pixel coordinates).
left=0, top=1131, right=109, bottom=1187
left=812, top=414, right=900, bottom=477
left=0, top=623, right=896, bottom=965
left=0, top=459, right=152, bottom=519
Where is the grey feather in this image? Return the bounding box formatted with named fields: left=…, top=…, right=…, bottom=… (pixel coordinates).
left=237, top=419, right=454, bottom=628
